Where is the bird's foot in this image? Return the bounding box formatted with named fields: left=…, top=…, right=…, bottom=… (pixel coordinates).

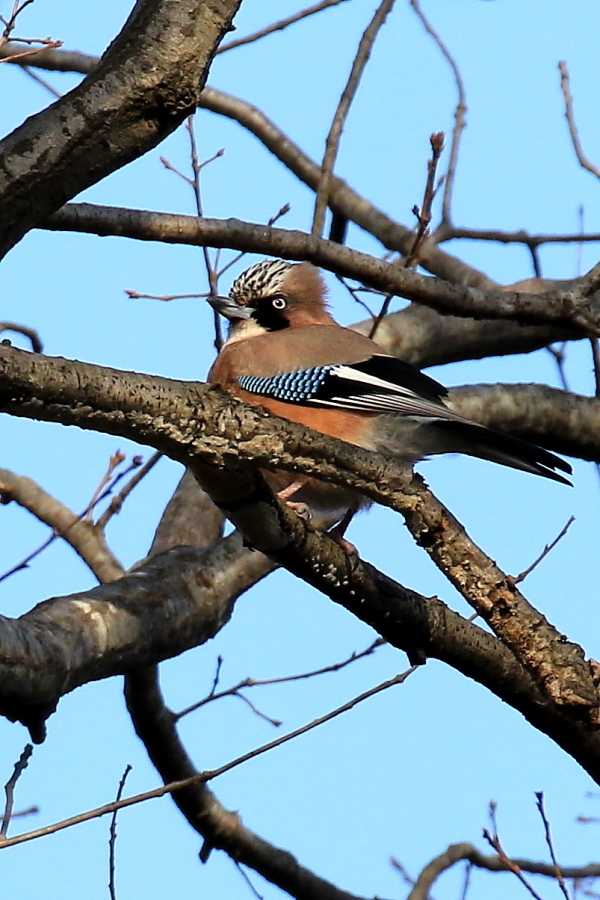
left=327, top=509, right=359, bottom=556
left=285, top=499, right=312, bottom=521
left=277, top=480, right=307, bottom=502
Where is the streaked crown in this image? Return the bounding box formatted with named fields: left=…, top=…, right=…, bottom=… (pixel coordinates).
left=229, top=259, right=295, bottom=306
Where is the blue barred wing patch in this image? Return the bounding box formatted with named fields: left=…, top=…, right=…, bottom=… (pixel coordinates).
left=238, top=366, right=332, bottom=402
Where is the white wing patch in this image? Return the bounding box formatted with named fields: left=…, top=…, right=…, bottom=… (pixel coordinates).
left=311, top=364, right=456, bottom=419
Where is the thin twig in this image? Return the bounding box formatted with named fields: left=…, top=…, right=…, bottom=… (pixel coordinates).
left=335, top=274, right=378, bottom=321
left=217, top=0, right=349, bottom=54
left=312, top=0, right=396, bottom=237
left=535, top=792, right=570, bottom=900
left=186, top=117, right=223, bottom=349
left=576, top=204, right=585, bottom=278
left=233, top=693, right=282, bottom=728
left=1, top=745, right=33, bottom=838
left=510, top=516, right=575, bottom=585
left=175, top=638, right=384, bottom=720
left=0, top=453, right=140, bottom=584
left=546, top=343, right=570, bottom=391
left=108, top=765, right=132, bottom=900
left=85, top=450, right=128, bottom=520
left=22, top=64, right=61, bottom=97
left=483, top=803, right=545, bottom=900
left=410, top=0, right=466, bottom=226
left=460, top=861, right=473, bottom=900
left=0, top=321, right=42, bottom=352
left=7, top=805, right=38, bottom=820
left=234, top=861, right=264, bottom=899
left=208, top=655, right=224, bottom=698
left=125, top=290, right=209, bottom=301
left=96, top=451, right=162, bottom=530
left=161, top=118, right=225, bottom=348
left=369, top=133, right=444, bottom=339
left=390, top=856, right=416, bottom=887
left=559, top=61, right=600, bottom=180
left=0, top=669, right=415, bottom=850
left=529, top=245, right=542, bottom=279
left=405, top=132, right=445, bottom=268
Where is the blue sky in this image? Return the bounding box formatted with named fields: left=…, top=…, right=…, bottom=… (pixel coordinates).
left=1, top=1, right=600, bottom=898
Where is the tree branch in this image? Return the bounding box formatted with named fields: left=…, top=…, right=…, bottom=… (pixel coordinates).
left=408, top=841, right=600, bottom=900
left=1, top=345, right=600, bottom=778
left=0, top=0, right=241, bottom=258
left=41, top=204, right=600, bottom=331
left=312, top=0, right=395, bottom=236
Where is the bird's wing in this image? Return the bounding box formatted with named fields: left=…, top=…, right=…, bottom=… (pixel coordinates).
left=237, top=353, right=455, bottom=419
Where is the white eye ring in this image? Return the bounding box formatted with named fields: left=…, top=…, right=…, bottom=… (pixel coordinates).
left=272, top=296, right=287, bottom=310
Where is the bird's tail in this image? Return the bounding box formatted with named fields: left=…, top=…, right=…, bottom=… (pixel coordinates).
left=427, top=419, right=572, bottom=485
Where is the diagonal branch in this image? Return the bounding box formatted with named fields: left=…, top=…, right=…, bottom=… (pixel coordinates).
left=1, top=345, right=600, bottom=768
left=0, top=0, right=241, bottom=258
left=559, top=60, right=600, bottom=181
left=217, top=0, right=350, bottom=55
left=312, top=0, right=396, bottom=237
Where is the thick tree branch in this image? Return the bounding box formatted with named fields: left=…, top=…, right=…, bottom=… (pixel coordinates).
left=0, top=537, right=270, bottom=738
left=353, top=304, right=581, bottom=368
left=0, top=0, right=241, bottom=258
left=41, top=204, right=600, bottom=331
left=1, top=346, right=600, bottom=772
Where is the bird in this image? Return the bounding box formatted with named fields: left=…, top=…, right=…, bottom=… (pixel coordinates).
left=208, top=259, right=572, bottom=527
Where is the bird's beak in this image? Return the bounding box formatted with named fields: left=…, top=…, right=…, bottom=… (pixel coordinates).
left=208, top=295, right=252, bottom=321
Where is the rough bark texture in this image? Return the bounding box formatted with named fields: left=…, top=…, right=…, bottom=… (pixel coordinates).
left=1, top=345, right=600, bottom=783
left=0, top=0, right=241, bottom=257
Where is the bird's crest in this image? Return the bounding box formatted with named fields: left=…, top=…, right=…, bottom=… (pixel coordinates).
left=230, top=259, right=295, bottom=306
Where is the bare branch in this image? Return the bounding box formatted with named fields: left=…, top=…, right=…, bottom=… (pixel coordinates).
left=559, top=60, right=600, bottom=180
left=175, top=638, right=384, bottom=720
left=1, top=744, right=33, bottom=838
left=438, top=224, right=600, bottom=247
left=510, top=517, right=575, bottom=586
left=0, top=0, right=241, bottom=258
left=0, top=321, right=42, bottom=352
left=108, top=765, right=132, bottom=900
left=217, top=0, right=350, bottom=54
left=0, top=468, right=123, bottom=583
left=312, top=0, right=396, bottom=237
left=353, top=303, right=581, bottom=370
left=0, top=670, right=415, bottom=853
left=198, top=85, right=497, bottom=288
left=96, top=451, right=162, bottom=530
left=410, top=0, right=466, bottom=227
left=41, top=203, right=600, bottom=331
left=407, top=841, right=600, bottom=900
left=535, top=792, right=570, bottom=900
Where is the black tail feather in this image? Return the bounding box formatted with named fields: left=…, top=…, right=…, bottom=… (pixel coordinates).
left=432, top=420, right=572, bottom=485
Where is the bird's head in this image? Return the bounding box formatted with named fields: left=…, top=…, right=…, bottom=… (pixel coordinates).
left=209, top=260, right=334, bottom=343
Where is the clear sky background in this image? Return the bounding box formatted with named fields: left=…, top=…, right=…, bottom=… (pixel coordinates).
left=1, top=1, right=600, bottom=898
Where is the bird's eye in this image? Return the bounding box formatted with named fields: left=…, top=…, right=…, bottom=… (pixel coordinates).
left=271, top=296, right=287, bottom=310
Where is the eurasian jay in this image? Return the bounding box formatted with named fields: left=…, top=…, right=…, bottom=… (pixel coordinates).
left=208, top=259, right=571, bottom=525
